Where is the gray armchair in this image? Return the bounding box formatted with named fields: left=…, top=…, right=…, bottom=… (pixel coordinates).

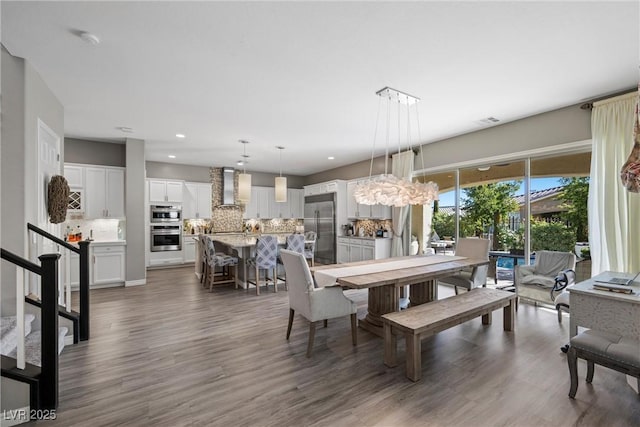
left=514, top=250, right=576, bottom=305
left=438, top=238, right=491, bottom=294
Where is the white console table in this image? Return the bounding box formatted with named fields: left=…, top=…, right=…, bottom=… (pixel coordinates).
left=568, top=271, right=640, bottom=392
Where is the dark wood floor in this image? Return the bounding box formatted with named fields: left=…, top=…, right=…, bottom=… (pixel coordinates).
left=29, top=266, right=639, bottom=426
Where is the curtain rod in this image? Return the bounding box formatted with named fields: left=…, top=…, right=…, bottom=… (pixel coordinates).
left=584, top=90, right=638, bottom=109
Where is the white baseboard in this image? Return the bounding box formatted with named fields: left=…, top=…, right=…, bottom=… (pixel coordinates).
left=1, top=406, right=31, bottom=426
left=125, top=279, right=146, bottom=287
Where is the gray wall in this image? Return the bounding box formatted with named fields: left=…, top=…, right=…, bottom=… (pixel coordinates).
left=125, top=139, right=146, bottom=284
left=65, top=138, right=126, bottom=167
left=1, top=47, right=64, bottom=315
left=146, top=161, right=306, bottom=188
left=304, top=103, right=592, bottom=184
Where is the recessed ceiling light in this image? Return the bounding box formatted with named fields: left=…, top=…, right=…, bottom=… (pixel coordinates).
left=236, top=160, right=244, bottom=166
left=176, top=134, right=185, bottom=138
left=168, top=155, right=176, bottom=159
left=328, top=156, right=335, bottom=160
left=116, top=126, right=133, bottom=133
left=79, top=31, right=100, bottom=45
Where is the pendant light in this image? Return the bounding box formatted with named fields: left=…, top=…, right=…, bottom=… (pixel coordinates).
left=238, top=140, right=252, bottom=203
left=354, top=87, right=438, bottom=207
left=275, top=146, right=287, bottom=202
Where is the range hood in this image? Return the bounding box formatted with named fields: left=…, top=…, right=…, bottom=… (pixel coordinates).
left=221, top=167, right=236, bottom=205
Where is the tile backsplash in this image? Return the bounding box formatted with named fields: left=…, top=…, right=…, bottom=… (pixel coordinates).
left=63, top=218, right=125, bottom=241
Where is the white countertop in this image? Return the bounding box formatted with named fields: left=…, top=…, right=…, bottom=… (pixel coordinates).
left=70, top=240, right=126, bottom=247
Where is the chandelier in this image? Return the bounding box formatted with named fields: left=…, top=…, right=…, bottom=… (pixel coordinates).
left=354, top=87, right=438, bottom=207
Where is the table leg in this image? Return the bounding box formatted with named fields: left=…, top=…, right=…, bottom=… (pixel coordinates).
left=504, top=299, right=515, bottom=331
left=359, top=284, right=399, bottom=337
left=569, top=315, right=578, bottom=338
left=409, top=280, right=437, bottom=307
left=383, top=322, right=397, bottom=367
left=406, top=333, right=422, bottom=382
left=482, top=311, right=492, bottom=325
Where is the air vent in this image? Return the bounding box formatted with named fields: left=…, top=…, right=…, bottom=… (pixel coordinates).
left=476, top=116, right=500, bottom=125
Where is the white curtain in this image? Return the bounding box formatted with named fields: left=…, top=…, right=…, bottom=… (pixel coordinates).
left=589, top=93, right=640, bottom=275
left=391, top=151, right=414, bottom=257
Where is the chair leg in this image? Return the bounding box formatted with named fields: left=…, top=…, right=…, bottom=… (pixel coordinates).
left=350, top=313, right=357, bottom=346
left=286, top=308, right=294, bottom=340
left=233, top=264, right=239, bottom=289
left=255, top=265, right=260, bottom=295
left=557, top=306, right=563, bottom=323
left=306, top=321, right=316, bottom=358
left=273, top=268, right=277, bottom=293
left=586, top=360, right=595, bottom=383
left=324, top=319, right=328, bottom=328
left=568, top=347, right=578, bottom=398
left=454, top=286, right=459, bottom=295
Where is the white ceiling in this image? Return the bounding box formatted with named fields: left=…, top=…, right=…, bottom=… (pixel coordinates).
left=3, top=1, right=638, bottom=176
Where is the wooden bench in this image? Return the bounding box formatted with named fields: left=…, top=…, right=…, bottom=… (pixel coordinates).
left=382, top=288, right=516, bottom=381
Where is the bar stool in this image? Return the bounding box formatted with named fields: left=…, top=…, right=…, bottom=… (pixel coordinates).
left=206, top=246, right=239, bottom=292
left=304, top=231, right=316, bottom=267
left=247, top=235, right=278, bottom=295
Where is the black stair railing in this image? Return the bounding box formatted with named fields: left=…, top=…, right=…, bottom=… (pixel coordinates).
left=27, top=223, right=91, bottom=341
left=1, top=248, right=61, bottom=410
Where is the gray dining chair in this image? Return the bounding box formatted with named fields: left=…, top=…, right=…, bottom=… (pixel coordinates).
left=438, top=238, right=491, bottom=294
left=247, top=235, right=279, bottom=295
left=280, top=249, right=357, bottom=357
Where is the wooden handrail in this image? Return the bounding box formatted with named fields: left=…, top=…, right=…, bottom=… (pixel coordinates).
left=1, top=248, right=41, bottom=275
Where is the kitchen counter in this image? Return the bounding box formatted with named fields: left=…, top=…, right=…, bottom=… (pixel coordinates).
left=339, top=236, right=392, bottom=240
left=69, top=240, right=126, bottom=247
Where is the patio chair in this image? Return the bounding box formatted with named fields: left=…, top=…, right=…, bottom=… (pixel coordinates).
left=438, top=238, right=491, bottom=294
left=514, top=250, right=576, bottom=306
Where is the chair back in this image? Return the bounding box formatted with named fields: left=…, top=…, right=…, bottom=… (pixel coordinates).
left=534, top=251, right=576, bottom=276
left=304, top=231, right=317, bottom=253
left=255, top=235, right=278, bottom=269
left=280, top=249, right=313, bottom=316
left=454, top=238, right=490, bottom=260
left=286, top=234, right=306, bottom=254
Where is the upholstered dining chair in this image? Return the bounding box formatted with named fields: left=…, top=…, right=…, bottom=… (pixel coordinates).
left=438, top=238, right=491, bottom=295
left=304, top=231, right=317, bottom=266
left=279, top=249, right=357, bottom=357
left=248, top=235, right=279, bottom=295
left=514, top=250, right=576, bottom=306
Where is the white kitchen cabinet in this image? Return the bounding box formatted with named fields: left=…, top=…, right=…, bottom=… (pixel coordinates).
left=288, top=189, right=304, bottom=218
left=184, top=182, right=212, bottom=219
left=183, top=236, right=196, bottom=263
left=304, top=180, right=343, bottom=196
left=244, top=187, right=272, bottom=219
left=149, top=180, right=183, bottom=203
left=92, top=245, right=125, bottom=286
left=64, top=165, right=84, bottom=188
left=336, top=237, right=391, bottom=263
left=347, top=178, right=391, bottom=219
left=84, top=167, right=125, bottom=218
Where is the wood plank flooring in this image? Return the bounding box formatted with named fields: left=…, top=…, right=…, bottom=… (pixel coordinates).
left=28, top=266, right=640, bottom=426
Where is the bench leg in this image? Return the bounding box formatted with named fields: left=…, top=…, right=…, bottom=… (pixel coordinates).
left=482, top=311, right=492, bottom=325
left=383, top=322, right=397, bottom=367
left=503, top=299, right=515, bottom=331
left=405, top=333, right=422, bottom=382
left=568, top=346, right=578, bottom=398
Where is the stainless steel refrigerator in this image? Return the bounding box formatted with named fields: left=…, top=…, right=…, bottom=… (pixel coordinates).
left=304, top=193, right=336, bottom=265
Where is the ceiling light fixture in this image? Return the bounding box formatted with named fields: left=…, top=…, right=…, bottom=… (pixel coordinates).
left=275, top=146, right=287, bottom=203
left=328, top=156, right=335, bottom=160
left=79, top=31, right=100, bottom=45
left=354, top=87, right=438, bottom=207
left=168, top=155, right=176, bottom=159
left=176, top=133, right=185, bottom=138
left=477, top=166, right=490, bottom=172
left=237, top=140, right=252, bottom=204
left=116, top=126, right=133, bottom=133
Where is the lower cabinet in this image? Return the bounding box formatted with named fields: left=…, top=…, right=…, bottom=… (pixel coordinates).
left=69, top=243, right=126, bottom=288
left=183, top=236, right=197, bottom=263
left=93, top=245, right=126, bottom=286
left=337, top=237, right=391, bottom=263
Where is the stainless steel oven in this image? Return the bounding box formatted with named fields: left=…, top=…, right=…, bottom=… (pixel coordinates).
left=150, top=205, right=182, bottom=223
left=150, top=224, right=182, bottom=251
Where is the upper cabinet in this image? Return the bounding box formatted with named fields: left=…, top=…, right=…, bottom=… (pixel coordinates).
left=243, top=187, right=304, bottom=219
left=183, top=182, right=212, bottom=219
left=64, top=164, right=125, bottom=218
left=149, top=180, right=183, bottom=203
left=346, top=178, right=391, bottom=219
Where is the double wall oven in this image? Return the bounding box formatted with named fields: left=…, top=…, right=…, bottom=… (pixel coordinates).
left=150, top=205, right=182, bottom=252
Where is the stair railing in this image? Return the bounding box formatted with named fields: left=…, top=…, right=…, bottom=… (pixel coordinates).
left=27, top=223, right=91, bottom=341
left=1, top=248, right=60, bottom=409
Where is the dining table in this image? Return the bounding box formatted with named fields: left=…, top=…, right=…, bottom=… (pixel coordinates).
left=310, top=254, right=490, bottom=337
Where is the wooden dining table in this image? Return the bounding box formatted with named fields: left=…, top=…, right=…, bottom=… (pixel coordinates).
left=310, top=255, right=490, bottom=337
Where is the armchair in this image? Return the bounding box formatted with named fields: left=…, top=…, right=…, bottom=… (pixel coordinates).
left=279, top=249, right=357, bottom=357
left=514, top=250, right=576, bottom=306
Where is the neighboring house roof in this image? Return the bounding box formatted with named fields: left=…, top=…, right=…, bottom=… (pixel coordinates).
left=437, top=186, right=566, bottom=216
left=512, top=186, right=564, bottom=206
